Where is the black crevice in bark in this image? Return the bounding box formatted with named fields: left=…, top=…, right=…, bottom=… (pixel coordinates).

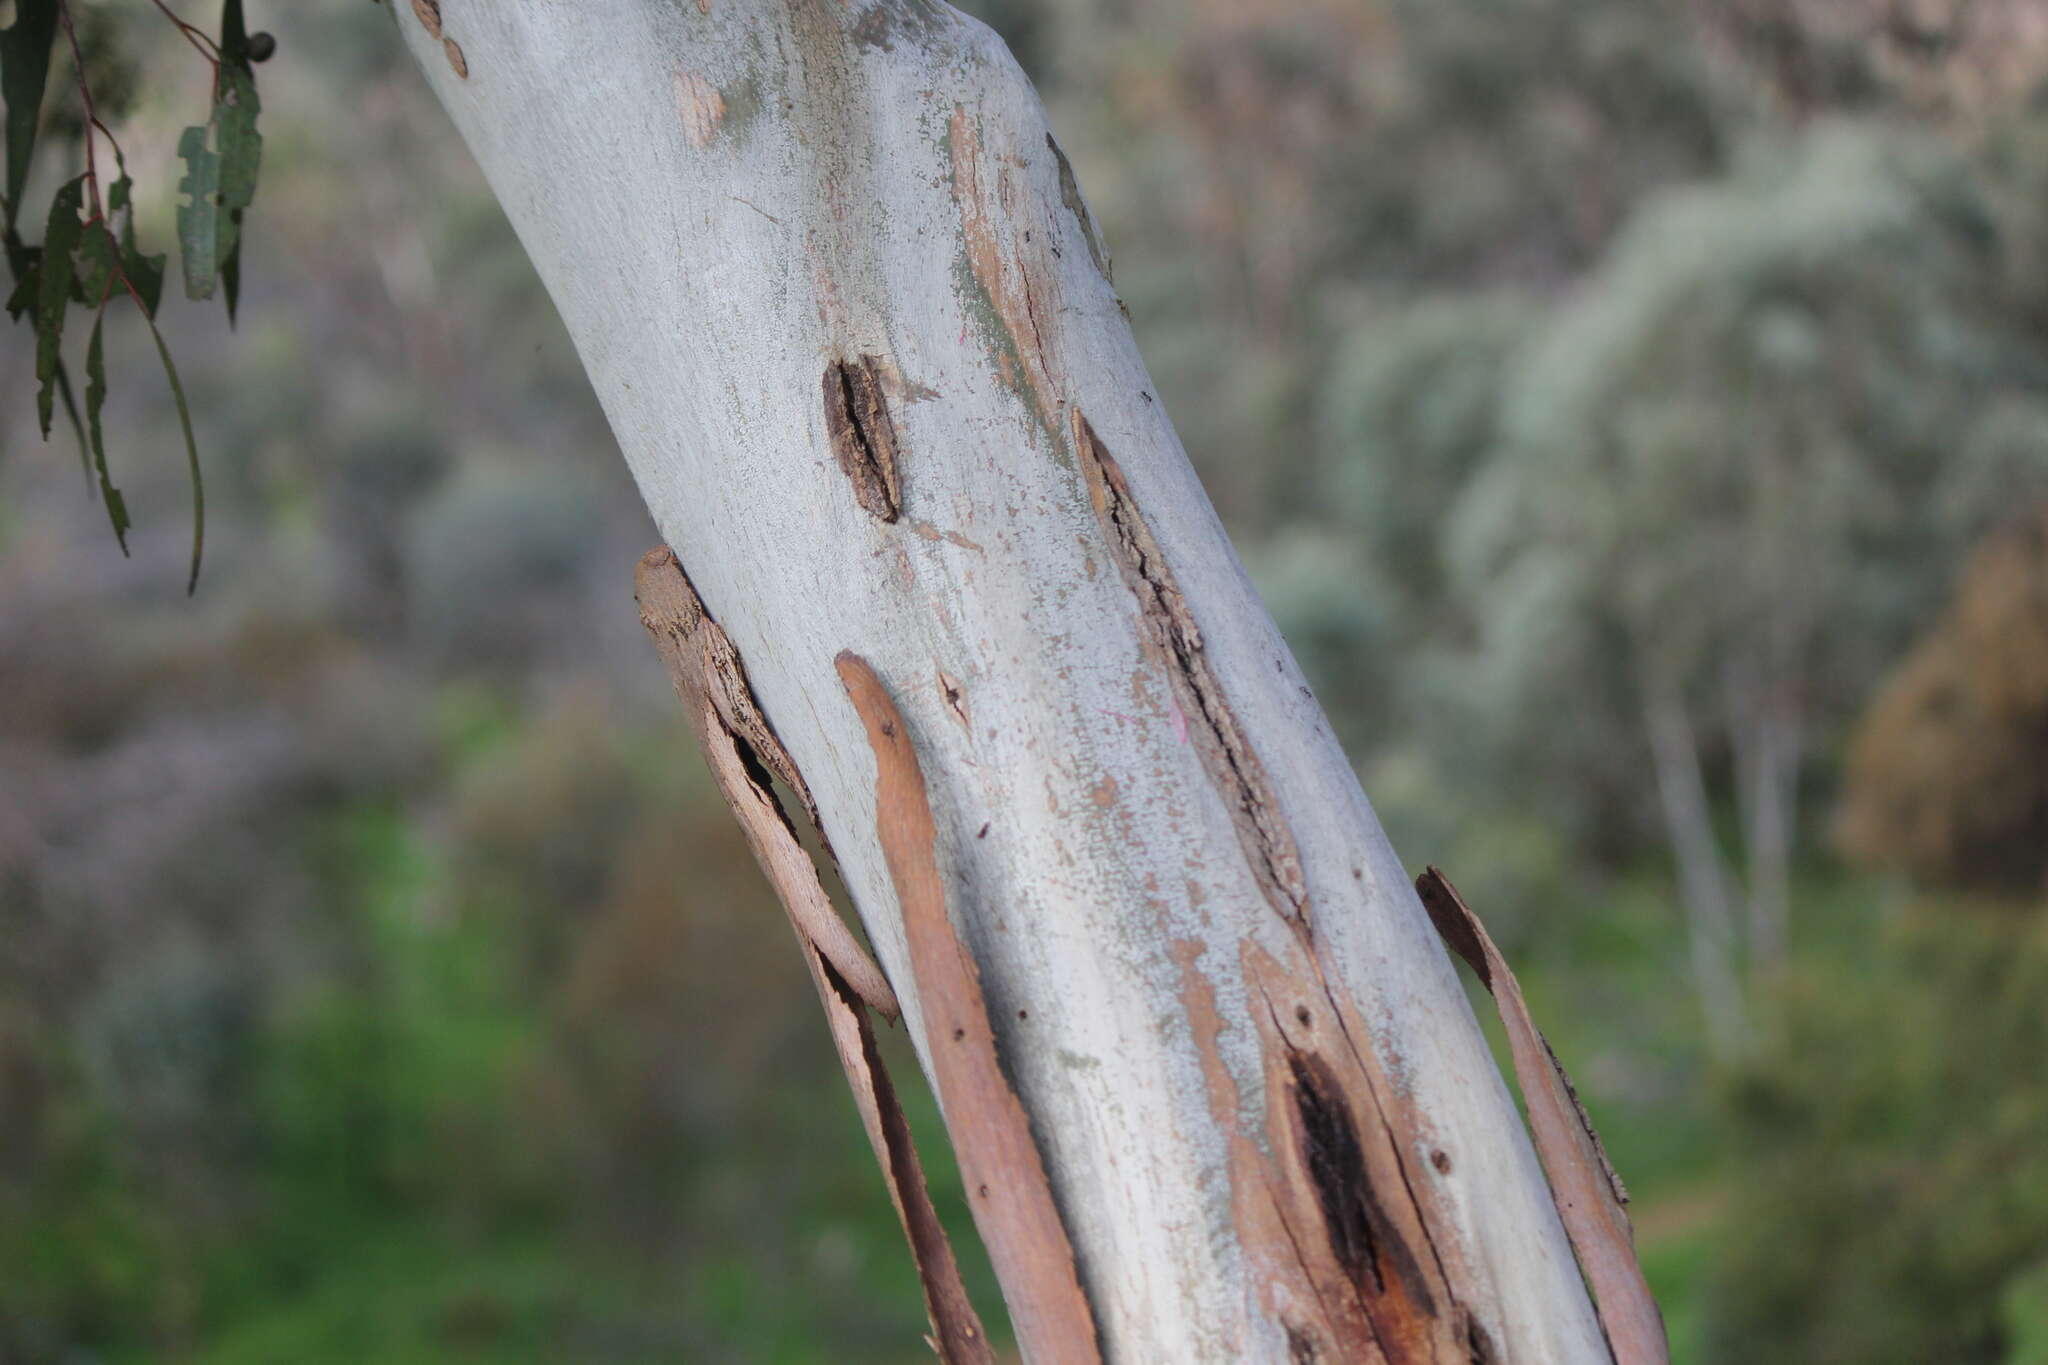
left=823, top=354, right=902, bottom=522
left=1288, top=1049, right=1437, bottom=1324
left=1463, top=1310, right=1499, bottom=1365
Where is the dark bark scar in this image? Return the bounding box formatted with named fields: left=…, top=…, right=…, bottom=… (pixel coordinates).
left=824, top=354, right=903, bottom=522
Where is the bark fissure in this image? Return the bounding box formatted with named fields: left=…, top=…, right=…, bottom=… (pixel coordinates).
left=1461, top=1312, right=1498, bottom=1365
left=1291, top=1050, right=1390, bottom=1299
left=1074, top=410, right=1308, bottom=919
left=824, top=354, right=903, bottom=522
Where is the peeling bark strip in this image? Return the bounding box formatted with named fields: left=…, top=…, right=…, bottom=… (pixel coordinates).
left=637, top=548, right=822, bottom=829
left=807, top=949, right=996, bottom=1365
left=837, top=652, right=1105, bottom=1365
left=635, top=548, right=895, bottom=1017
left=823, top=355, right=903, bottom=522
left=1416, top=868, right=1670, bottom=1365
left=638, top=552, right=997, bottom=1362
left=1073, top=410, right=1309, bottom=918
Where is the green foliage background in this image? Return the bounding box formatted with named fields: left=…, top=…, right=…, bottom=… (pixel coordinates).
left=2, top=1, right=2047, bottom=1361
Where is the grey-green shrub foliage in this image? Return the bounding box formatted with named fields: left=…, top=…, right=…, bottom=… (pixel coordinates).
left=1337, top=119, right=2048, bottom=848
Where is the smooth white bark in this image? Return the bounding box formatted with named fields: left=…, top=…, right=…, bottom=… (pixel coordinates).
left=397, top=3, right=1608, bottom=1359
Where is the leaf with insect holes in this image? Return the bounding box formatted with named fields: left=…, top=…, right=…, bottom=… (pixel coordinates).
left=34, top=175, right=83, bottom=438
left=175, top=123, right=221, bottom=300
left=0, top=0, right=57, bottom=227
left=83, top=312, right=130, bottom=553
left=176, top=62, right=260, bottom=311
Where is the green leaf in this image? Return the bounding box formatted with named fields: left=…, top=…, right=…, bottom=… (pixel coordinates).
left=214, top=68, right=261, bottom=245
left=0, top=0, right=57, bottom=228
left=84, top=311, right=130, bottom=554
left=175, top=122, right=221, bottom=299
left=215, top=0, right=261, bottom=326
left=219, top=0, right=252, bottom=67
left=140, top=307, right=205, bottom=592
left=35, top=174, right=83, bottom=438
left=53, top=357, right=89, bottom=483
left=3, top=245, right=36, bottom=320
left=214, top=67, right=260, bottom=321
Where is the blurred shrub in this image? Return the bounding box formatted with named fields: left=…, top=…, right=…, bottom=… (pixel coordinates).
left=404, top=464, right=605, bottom=667
left=2009, top=1257, right=2048, bottom=1365
left=1319, top=294, right=1531, bottom=628
left=1707, top=905, right=2048, bottom=1364
left=1444, top=119, right=2048, bottom=847
left=1836, top=502, right=2048, bottom=894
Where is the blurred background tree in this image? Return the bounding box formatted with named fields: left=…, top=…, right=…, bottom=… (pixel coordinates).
left=2, top=0, right=2046, bottom=1361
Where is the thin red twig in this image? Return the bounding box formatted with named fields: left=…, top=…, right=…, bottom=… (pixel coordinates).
left=146, top=0, right=222, bottom=69
left=54, top=0, right=103, bottom=220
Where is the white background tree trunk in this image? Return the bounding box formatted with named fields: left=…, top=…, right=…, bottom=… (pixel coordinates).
left=394, top=2, right=1610, bottom=1359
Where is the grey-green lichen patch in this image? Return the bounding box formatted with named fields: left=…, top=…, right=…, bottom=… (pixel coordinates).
left=719, top=67, right=765, bottom=147
left=849, top=0, right=953, bottom=53
left=945, top=106, right=1071, bottom=464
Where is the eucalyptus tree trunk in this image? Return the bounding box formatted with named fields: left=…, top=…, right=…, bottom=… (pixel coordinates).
left=395, top=2, right=1615, bottom=1359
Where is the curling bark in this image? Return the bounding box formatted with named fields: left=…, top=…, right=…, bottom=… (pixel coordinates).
left=396, top=2, right=1624, bottom=1359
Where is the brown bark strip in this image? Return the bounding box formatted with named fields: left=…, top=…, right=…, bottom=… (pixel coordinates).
left=636, top=547, right=894, bottom=1016
left=1073, top=409, right=1309, bottom=919
left=805, top=947, right=997, bottom=1365
left=837, top=651, right=1105, bottom=1365
left=1416, top=867, right=1669, bottom=1365
left=823, top=355, right=904, bottom=522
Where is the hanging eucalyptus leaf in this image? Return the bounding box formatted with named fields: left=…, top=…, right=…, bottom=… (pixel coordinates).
left=0, top=0, right=57, bottom=226
left=34, top=174, right=83, bottom=437
left=84, top=311, right=131, bottom=553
